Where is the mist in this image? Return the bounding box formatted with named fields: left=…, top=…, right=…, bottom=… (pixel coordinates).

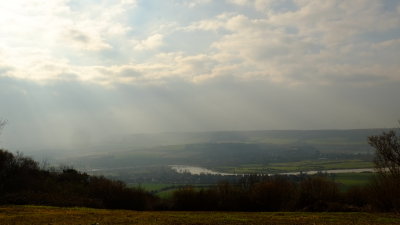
left=0, top=75, right=399, bottom=153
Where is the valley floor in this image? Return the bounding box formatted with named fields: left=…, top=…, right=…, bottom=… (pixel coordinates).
left=1, top=205, right=400, bottom=225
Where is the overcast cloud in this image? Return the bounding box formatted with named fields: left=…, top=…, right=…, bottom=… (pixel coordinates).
left=0, top=0, right=399, bottom=151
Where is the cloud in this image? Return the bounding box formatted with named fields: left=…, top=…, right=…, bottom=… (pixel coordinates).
left=0, top=0, right=135, bottom=80
left=63, top=29, right=112, bottom=51
left=181, top=0, right=212, bottom=8
left=226, top=0, right=293, bottom=12
left=134, top=34, right=164, bottom=50
left=180, top=1, right=400, bottom=85
left=0, top=64, right=13, bottom=76
left=0, top=0, right=399, bottom=87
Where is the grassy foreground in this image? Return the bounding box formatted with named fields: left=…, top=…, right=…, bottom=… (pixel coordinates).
left=1, top=206, right=400, bottom=225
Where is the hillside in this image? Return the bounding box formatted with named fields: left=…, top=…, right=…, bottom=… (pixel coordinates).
left=63, top=129, right=386, bottom=169
left=75, top=128, right=388, bottom=153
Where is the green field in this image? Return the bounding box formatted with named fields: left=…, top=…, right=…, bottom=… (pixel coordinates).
left=1, top=205, right=400, bottom=225
left=130, top=183, right=174, bottom=192
left=217, top=160, right=374, bottom=174
left=333, top=172, right=375, bottom=189
left=130, top=183, right=181, bottom=199
left=130, top=183, right=211, bottom=199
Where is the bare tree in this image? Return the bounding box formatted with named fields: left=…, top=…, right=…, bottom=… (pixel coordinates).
left=0, top=119, right=6, bottom=136
left=368, top=128, right=400, bottom=178
left=368, top=125, right=400, bottom=211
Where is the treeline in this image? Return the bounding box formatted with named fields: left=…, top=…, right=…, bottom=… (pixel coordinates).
left=0, top=149, right=156, bottom=210
left=1, top=149, right=399, bottom=212
left=169, top=175, right=373, bottom=211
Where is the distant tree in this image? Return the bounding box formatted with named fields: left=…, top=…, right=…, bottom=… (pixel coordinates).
left=250, top=176, right=297, bottom=211
left=367, top=126, right=400, bottom=211
left=297, top=176, right=340, bottom=211
left=368, top=128, right=400, bottom=178
left=0, top=119, right=5, bottom=135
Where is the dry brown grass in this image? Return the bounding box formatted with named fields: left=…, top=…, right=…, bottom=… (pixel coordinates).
left=0, top=205, right=400, bottom=225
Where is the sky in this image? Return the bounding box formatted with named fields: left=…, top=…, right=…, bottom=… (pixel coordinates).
left=0, top=0, right=400, bottom=151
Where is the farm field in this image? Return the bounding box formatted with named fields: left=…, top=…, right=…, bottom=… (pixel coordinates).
left=333, top=172, right=374, bottom=189
left=130, top=172, right=375, bottom=199
left=217, top=159, right=374, bottom=174
left=1, top=205, right=400, bottom=225
left=131, top=183, right=173, bottom=192
left=129, top=183, right=186, bottom=199
left=130, top=183, right=212, bottom=199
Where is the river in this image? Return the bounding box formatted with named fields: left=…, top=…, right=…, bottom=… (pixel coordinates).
left=169, top=165, right=374, bottom=176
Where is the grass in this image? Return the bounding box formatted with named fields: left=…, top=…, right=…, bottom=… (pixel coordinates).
left=333, top=172, right=375, bottom=190
left=128, top=183, right=178, bottom=199
left=130, top=183, right=173, bottom=191
left=156, top=189, right=176, bottom=199
left=1, top=205, right=400, bottom=225
left=218, top=160, right=374, bottom=174
left=130, top=183, right=213, bottom=199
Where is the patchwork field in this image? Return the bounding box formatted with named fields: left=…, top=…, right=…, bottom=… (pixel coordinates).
left=334, top=172, right=374, bottom=189
left=217, top=159, right=374, bottom=174
left=1, top=205, right=400, bottom=225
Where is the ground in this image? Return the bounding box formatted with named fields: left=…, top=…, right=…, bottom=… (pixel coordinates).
left=1, top=205, right=400, bottom=225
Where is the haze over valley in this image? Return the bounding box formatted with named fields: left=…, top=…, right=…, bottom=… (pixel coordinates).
left=0, top=0, right=399, bottom=155
left=1, top=0, right=400, bottom=219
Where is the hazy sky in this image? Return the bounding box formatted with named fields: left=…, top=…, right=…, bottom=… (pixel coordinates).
left=0, top=0, right=400, bottom=151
